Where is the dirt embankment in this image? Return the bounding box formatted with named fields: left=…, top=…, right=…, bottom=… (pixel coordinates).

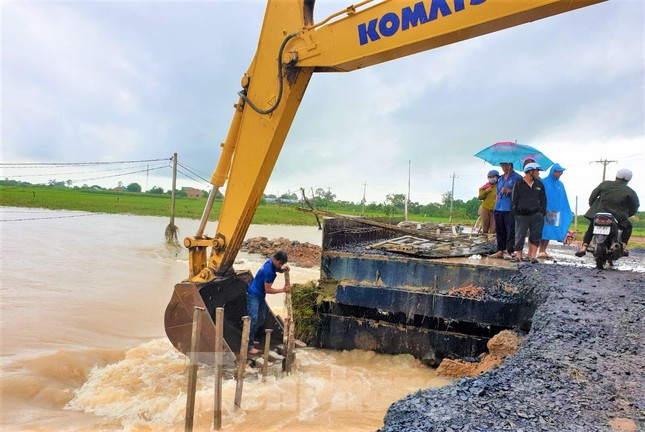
left=437, top=330, right=523, bottom=378
left=241, top=237, right=321, bottom=268
left=380, top=254, right=645, bottom=432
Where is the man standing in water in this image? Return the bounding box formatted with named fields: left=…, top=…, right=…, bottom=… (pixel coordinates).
left=247, top=250, right=291, bottom=355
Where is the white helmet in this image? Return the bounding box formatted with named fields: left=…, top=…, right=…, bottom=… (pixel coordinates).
left=616, top=168, right=633, bottom=182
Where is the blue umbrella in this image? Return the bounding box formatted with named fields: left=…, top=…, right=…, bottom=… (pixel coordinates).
left=474, top=141, right=554, bottom=170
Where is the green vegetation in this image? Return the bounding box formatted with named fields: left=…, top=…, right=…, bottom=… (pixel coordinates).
left=0, top=183, right=480, bottom=225
left=2, top=183, right=643, bottom=236
left=291, top=281, right=323, bottom=344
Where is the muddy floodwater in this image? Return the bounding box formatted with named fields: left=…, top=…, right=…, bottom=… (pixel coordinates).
left=0, top=207, right=448, bottom=431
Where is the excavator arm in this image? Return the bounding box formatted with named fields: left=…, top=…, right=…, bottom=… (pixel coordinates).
left=165, top=0, right=607, bottom=360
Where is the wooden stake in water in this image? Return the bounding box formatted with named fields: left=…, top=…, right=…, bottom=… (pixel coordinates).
left=234, top=316, right=251, bottom=408
left=284, top=270, right=294, bottom=373
left=283, top=316, right=291, bottom=372
left=262, top=329, right=273, bottom=382
left=287, top=318, right=296, bottom=374
left=214, top=307, right=224, bottom=430
left=184, top=306, right=204, bottom=432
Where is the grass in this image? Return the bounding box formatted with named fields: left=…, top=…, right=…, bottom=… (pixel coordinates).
left=0, top=185, right=316, bottom=225
left=0, top=185, right=476, bottom=226
left=2, top=186, right=643, bottom=246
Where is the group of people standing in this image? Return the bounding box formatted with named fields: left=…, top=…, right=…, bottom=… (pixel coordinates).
left=478, top=160, right=638, bottom=263
left=479, top=160, right=563, bottom=263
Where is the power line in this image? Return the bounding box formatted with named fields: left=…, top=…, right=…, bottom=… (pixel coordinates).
left=177, top=162, right=211, bottom=184
left=72, top=166, right=167, bottom=183
left=0, top=157, right=172, bottom=168
left=1, top=212, right=105, bottom=222
left=3, top=162, right=169, bottom=178
left=590, top=159, right=617, bottom=181
left=176, top=167, right=210, bottom=187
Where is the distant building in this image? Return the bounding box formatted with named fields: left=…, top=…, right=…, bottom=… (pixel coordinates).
left=182, top=187, right=203, bottom=199
left=112, top=186, right=126, bottom=192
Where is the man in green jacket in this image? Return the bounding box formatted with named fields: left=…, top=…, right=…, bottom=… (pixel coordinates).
left=575, top=169, right=640, bottom=257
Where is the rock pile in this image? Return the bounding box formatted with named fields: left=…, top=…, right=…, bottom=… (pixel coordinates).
left=380, top=261, right=644, bottom=431
left=241, top=237, right=321, bottom=268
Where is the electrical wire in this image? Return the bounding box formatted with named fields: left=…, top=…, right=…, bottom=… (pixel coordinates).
left=1, top=212, right=105, bottom=222
left=0, top=158, right=171, bottom=168
left=176, top=167, right=210, bottom=187
left=4, top=162, right=169, bottom=178
left=177, top=162, right=211, bottom=184
left=72, top=166, right=167, bottom=183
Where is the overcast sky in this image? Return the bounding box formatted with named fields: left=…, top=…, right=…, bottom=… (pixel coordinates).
left=2, top=0, right=643, bottom=214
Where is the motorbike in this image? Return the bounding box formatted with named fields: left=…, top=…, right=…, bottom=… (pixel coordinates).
left=587, top=212, right=624, bottom=269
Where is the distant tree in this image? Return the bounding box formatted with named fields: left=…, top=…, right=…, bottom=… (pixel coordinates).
left=147, top=186, right=165, bottom=194
left=126, top=182, right=142, bottom=192
left=279, top=192, right=298, bottom=200
left=441, top=191, right=453, bottom=207
left=66, top=179, right=73, bottom=187
left=48, top=179, right=66, bottom=188
left=385, top=193, right=406, bottom=211
left=464, top=197, right=481, bottom=219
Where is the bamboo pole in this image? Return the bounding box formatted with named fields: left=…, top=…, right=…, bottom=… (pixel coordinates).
left=284, top=270, right=294, bottom=373
left=287, top=319, right=296, bottom=374
left=283, top=316, right=291, bottom=372
left=262, top=329, right=273, bottom=382
left=184, top=306, right=204, bottom=432
left=234, top=316, right=251, bottom=408
left=214, top=307, right=224, bottom=430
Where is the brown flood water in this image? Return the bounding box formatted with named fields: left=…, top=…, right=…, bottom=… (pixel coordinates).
left=0, top=208, right=449, bottom=431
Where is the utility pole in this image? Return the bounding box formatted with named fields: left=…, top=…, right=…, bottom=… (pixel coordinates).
left=405, top=160, right=410, bottom=221
left=165, top=153, right=179, bottom=245
left=361, top=181, right=367, bottom=217
left=591, top=158, right=617, bottom=181
left=574, top=196, right=578, bottom=232
left=170, top=153, right=177, bottom=225
left=449, top=172, right=458, bottom=223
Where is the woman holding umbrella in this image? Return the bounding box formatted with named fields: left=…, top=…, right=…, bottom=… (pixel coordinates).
left=474, top=141, right=553, bottom=259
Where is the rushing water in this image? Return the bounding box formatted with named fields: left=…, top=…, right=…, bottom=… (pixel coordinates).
left=0, top=207, right=447, bottom=431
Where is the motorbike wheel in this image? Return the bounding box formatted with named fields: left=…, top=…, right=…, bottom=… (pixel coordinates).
left=595, top=243, right=607, bottom=269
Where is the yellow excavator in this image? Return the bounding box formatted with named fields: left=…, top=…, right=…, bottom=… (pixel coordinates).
left=164, top=0, right=607, bottom=359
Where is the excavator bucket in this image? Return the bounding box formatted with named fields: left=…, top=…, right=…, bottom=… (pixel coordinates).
left=164, top=270, right=284, bottom=364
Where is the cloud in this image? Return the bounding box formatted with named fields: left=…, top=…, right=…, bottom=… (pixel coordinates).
left=2, top=0, right=643, bottom=213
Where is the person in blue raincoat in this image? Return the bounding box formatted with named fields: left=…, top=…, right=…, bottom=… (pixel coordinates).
left=538, top=163, right=572, bottom=259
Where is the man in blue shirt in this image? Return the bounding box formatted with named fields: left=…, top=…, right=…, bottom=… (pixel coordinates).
left=492, top=162, right=523, bottom=258
left=247, top=250, right=290, bottom=355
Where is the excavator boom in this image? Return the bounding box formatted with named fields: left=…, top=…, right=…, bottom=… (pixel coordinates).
left=164, top=0, right=607, bottom=360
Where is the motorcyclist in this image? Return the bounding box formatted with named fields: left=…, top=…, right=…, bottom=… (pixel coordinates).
left=575, top=169, right=640, bottom=257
